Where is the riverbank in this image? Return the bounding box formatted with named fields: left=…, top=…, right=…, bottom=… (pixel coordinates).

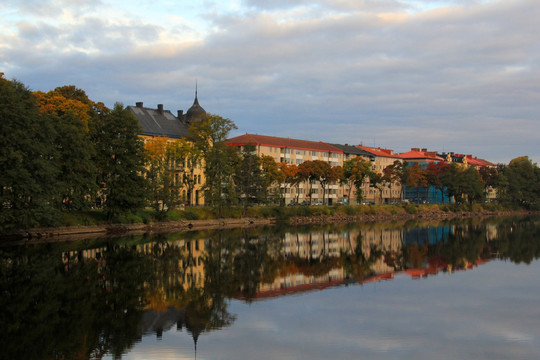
left=1, top=204, right=536, bottom=244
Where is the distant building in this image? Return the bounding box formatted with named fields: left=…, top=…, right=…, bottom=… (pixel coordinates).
left=127, top=92, right=207, bottom=206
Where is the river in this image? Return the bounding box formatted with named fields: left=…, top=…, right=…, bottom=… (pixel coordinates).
left=1, top=216, right=539, bottom=359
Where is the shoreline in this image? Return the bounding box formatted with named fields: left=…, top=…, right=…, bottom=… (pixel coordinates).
left=1, top=208, right=536, bottom=244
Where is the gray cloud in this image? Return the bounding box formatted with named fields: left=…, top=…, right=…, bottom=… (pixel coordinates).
left=2, top=0, right=539, bottom=163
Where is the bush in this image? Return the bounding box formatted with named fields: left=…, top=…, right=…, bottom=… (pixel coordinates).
left=404, top=205, right=418, bottom=214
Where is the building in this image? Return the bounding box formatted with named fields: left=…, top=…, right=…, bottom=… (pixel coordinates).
left=399, top=148, right=449, bottom=204
left=226, top=133, right=346, bottom=205
left=127, top=92, right=207, bottom=205
left=356, top=145, right=403, bottom=204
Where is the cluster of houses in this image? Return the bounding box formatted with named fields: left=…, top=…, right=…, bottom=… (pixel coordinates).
left=128, top=94, right=495, bottom=206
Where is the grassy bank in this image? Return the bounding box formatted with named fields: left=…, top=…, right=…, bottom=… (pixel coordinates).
left=52, top=202, right=520, bottom=228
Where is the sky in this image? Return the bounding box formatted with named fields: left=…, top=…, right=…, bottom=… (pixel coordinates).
left=2, top=0, right=539, bottom=164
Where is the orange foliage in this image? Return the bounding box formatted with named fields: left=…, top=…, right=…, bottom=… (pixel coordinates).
left=34, top=90, right=93, bottom=130
left=144, top=137, right=169, bottom=160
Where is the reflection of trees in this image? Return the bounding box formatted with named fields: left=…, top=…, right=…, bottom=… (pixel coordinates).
left=492, top=217, right=540, bottom=264
left=341, top=233, right=382, bottom=280
left=0, top=241, right=150, bottom=360
left=2, top=217, right=539, bottom=358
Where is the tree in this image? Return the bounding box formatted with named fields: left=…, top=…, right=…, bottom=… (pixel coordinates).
left=369, top=172, right=386, bottom=204
left=406, top=162, right=428, bottom=203
left=204, top=142, right=240, bottom=212
left=34, top=86, right=99, bottom=210
left=461, top=167, right=484, bottom=205
left=259, top=155, right=283, bottom=204
left=278, top=163, right=300, bottom=203
left=342, top=157, right=374, bottom=204
left=188, top=113, right=237, bottom=157
left=478, top=166, right=499, bottom=199
left=235, top=144, right=264, bottom=211
left=382, top=160, right=403, bottom=203
left=91, top=103, right=148, bottom=220
left=188, top=113, right=238, bottom=211
left=499, top=156, right=540, bottom=209
left=0, top=77, right=60, bottom=229
left=144, top=137, right=180, bottom=216
left=426, top=161, right=450, bottom=204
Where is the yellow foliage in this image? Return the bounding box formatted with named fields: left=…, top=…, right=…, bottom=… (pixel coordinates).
left=34, top=90, right=93, bottom=130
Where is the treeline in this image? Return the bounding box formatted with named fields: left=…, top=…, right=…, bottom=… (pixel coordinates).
left=1, top=77, right=147, bottom=229
left=1, top=76, right=540, bottom=230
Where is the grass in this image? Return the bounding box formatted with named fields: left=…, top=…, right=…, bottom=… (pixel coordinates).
left=52, top=202, right=525, bottom=228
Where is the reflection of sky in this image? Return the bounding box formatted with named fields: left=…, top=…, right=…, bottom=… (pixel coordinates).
left=112, top=260, right=540, bottom=360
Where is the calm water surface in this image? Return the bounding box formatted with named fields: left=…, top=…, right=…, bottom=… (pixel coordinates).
left=2, top=216, right=540, bottom=360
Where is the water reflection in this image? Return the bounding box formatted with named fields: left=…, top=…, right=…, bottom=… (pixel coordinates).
left=1, top=216, right=539, bottom=359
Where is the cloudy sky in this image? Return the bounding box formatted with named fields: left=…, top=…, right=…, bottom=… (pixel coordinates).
left=2, top=0, right=539, bottom=163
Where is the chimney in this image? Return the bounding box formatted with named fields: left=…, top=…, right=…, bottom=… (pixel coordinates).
left=157, top=104, right=164, bottom=114
left=412, top=148, right=420, bottom=152
left=177, top=110, right=183, bottom=118
left=421, top=148, right=427, bottom=152
left=136, top=102, right=143, bottom=108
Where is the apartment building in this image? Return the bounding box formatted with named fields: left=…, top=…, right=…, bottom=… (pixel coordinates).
left=226, top=133, right=346, bottom=204
left=356, top=145, right=403, bottom=204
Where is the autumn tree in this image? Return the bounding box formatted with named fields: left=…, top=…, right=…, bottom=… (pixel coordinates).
left=382, top=160, right=403, bottom=203
left=341, top=157, right=374, bottom=204
left=278, top=163, right=300, bottom=203
left=259, top=155, right=283, bottom=204
left=406, top=162, right=428, bottom=203
left=34, top=86, right=99, bottom=210
left=145, top=137, right=182, bottom=216
left=426, top=161, right=450, bottom=204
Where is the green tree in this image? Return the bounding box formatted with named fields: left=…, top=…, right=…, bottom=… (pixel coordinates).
left=235, top=144, right=264, bottom=211
left=188, top=113, right=237, bottom=157
left=499, top=156, right=540, bottom=209
left=91, top=103, right=148, bottom=220
left=0, top=77, right=60, bottom=229
left=478, top=166, right=499, bottom=199
left=461, top=167, right=484, bottom=205
left=204, top=142, right=240, bottom=212
left=188, top=113, right=238, bottom=211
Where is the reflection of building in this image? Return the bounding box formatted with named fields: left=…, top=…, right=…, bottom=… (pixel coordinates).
left=253, top=228, right=403, bottom=299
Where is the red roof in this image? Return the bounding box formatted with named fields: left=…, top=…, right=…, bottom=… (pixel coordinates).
left=226, top=133, right=343, bottom=153
left=399, top=148, right=444, bottom=162
left=356, top=145, right=401, bottom=158
left=465, top=155, right=495, bottom=167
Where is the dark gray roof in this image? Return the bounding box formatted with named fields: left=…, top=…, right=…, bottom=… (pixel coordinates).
left=328, top=143, right=375, bottom=159
left=186, top=94, right=206, bottom=122
left=128, top=105, right=189, bottom=139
